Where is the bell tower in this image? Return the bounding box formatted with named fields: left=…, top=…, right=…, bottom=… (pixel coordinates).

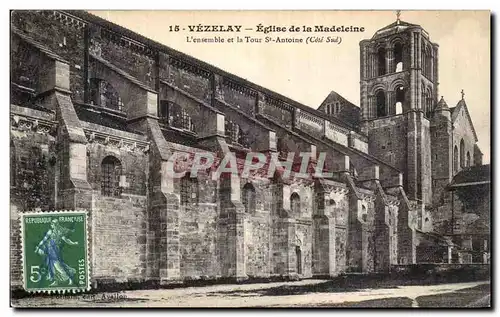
left=359, top=14, right=439, bottom=205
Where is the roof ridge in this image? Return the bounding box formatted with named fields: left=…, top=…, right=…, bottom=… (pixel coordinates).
left=62, top=11, right=360, bottom=133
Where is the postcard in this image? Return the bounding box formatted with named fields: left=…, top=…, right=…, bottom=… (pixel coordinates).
left=10, top=10, right=490, bottom=308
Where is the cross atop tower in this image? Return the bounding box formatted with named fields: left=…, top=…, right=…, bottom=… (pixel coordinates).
left=396, top=10, right=401, bottom=24
left=461, top=89, right=465, bottom=100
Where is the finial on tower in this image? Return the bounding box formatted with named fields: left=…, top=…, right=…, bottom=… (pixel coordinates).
left=396, top=10, right=401, bottom=24
left=461, top=89, right=465, bottom=100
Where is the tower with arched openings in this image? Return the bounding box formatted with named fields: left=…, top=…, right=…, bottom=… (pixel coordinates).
left=359, top=18, right=439, bottom=205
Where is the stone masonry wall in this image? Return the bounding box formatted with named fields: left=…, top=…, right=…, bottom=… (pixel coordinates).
left=85, top=140, right=149, bottom=283
left=179, top=172, right=220, bottom=279
left=420, top=118, right=433, bottom=206
left=222, top=82, right=257, bottom=117
left=366, top=115, right=407, bottom=172
left=11, top=11, right=86, bottom=102
left=166, top=60, right=211, bottom=102
left=244, top=179, right=272, bottom=278
left=97, top=28, right=156, bottom=90
left=92, top=195, right=148, bottom=282
left=10, top=111, right=57, bottom=287
left=347, top=188, right=376, bottom=273
left=11, top=126, right=56, bottom=212
left=270, top=219, right=288, bottom=276
left=86, top=142, right=148, bottom=196
left=259, top=99, right=294, bottom=129
left=334, top=194, right=349, bottom=273
left=430, top=112, right=451, bottom=206
left=245, top=217, right=271, bottom=277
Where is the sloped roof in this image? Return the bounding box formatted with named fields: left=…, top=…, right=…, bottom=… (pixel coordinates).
left=435, top=96, right=449, bottom=110
left=415, top=229, right=455, bottom=247
left=474, top=143, right=483, bottom=155
left=318, top=91, right=361, bottom=128
left=372, top=20, right=421, bottom=39
left=451, top=99, right=478, bottom=142
left=449, top=164, right=490, bottom=188
left=64, top=11, right=359, bottom=133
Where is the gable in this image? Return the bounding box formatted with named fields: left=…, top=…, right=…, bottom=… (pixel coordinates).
left=452, top=100, right=478, bottom=142
left=318, top=91, right=361, bottom=128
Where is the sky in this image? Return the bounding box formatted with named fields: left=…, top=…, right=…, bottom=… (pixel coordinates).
left=90, top=10, right=490, bottom=163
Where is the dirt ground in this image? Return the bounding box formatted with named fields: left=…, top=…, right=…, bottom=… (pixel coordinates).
left=12, top=279, right=490, bottom=308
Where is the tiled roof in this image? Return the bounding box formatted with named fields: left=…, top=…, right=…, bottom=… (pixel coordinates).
left=415, top=229, right=455, bottom=247
left=450, top=164, right=490, bottom=187
left=435, top=96, right=449, bottom=110
left=372, top=20, right=421, bottom=39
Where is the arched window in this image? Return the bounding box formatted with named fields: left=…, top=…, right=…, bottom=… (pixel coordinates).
left=466, top=151, right=471, bottom=167
left=242, top=183, right=256, bottom=214
left=427, top=90, right=433, bottom=117
left=225, top=118, right=243, bottom=145
left=290, top=192, right=301, bottom=218
left=394, top=42, right=403, bottom=72
left=101, top=156, right=122, bottom=197
left=460, top=139, right=465, bottom=168
left=361, top=205, right=367, bottom=222
left=423, top=46, right=433, bottom=78
left=169, top=102, right=195, bottom=132
left=159, top=100, right=169, bottom=120
left=277, top=137, right=289, bottom=161
left=180, top=173, right=199, bottom=205
left=453, top=145, right=459, bottom=173
left=395, top=86, right=405, bottom=115
left=90, top=78, right=124, bottom=111
left=350, top=162, right=358, bottom=180
left=377, top=47, right=386, bottom=76
left=421, top=87, right=433, bottom=118
left=376, top=90, right=386, bottom=117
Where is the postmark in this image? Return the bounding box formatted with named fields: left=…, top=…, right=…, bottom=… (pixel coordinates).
left=21, top=210, right=90, bottom=293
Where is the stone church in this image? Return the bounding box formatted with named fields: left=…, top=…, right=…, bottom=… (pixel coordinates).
left=10, top=11, right=490, bottom=288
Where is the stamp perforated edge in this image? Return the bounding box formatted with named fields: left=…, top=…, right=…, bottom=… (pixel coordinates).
left=20, top=210, right=91, bottom=294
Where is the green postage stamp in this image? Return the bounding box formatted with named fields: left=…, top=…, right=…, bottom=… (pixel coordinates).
left=21, top=210, right=90, bottom=293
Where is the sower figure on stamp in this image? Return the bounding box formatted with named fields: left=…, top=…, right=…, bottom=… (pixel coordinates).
left=34, top=219, right=78, bottom=286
